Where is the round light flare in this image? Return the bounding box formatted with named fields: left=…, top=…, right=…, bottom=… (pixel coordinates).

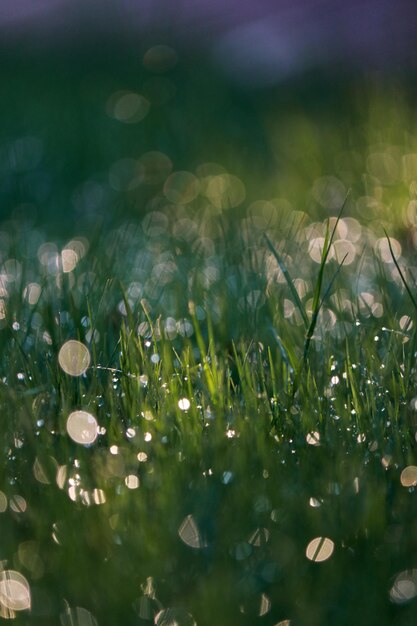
left=0, top=491, right=7, bottom=513
left=375, top=237, right=401, bottom=263
left=400, top=465, right=417, bottom=487
left=205, top=173, right=246, bottom=210
left=178, top=398, right=191, bottom=411
left=390, top=570, right=417, bottom=604
left=163, top=171, right=200, bottom=204
left=178, top=514, right=206, bottom=549
left=114, top=93, right=150, bottom=123
left=305, top=537, right=334, bottom=562
left=332, top=239, right=356, bottom=265
left=66, top=411, right=98, bottom=446
left=61, top=248, right=78, bottom=273
left=125, top=474, right=140, bottom=490
left=0, top=570, right=31, bottom=612
left=308, top=238, right=333, bottom=264
left=306, top=431, right=320, bottom=446
left=58, top=340, right=91, bottom=376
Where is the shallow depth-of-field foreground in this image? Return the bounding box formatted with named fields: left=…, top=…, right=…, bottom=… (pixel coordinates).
left=1, top=198, right=417, bottom=626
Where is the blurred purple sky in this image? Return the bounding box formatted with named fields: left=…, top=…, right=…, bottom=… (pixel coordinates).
left=1, top=0, right=416, bottom=84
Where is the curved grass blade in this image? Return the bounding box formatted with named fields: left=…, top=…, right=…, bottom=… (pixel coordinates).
left=384, top=228, right=417, bottom=312
left=264, top=233, right=309, bottom=329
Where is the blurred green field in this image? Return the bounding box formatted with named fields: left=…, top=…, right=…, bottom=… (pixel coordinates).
left=1, top=43, right=417, bottom=625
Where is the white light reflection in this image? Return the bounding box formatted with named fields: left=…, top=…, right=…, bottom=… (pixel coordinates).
left=58, top=341, right=90, bottom=377
left=178, top=515, right=206, bottom=549
left=305, top=537, right=334, bottom=562
left=66, top=411, right=98, bottom=445
left=0, top=570, right=31, bottom=612
left=390, top=569, right=417, bottom=604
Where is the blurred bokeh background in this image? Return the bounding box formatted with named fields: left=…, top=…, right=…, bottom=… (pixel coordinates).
left=1, top=0, right=417, bottom=234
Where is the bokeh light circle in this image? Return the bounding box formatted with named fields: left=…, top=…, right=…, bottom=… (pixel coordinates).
left=66, top=410, right=98, bottom=445
left=58, top=341, right=91, bottom=376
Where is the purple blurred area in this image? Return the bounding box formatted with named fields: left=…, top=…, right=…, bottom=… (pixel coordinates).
left=1, top=0, right=416, bottom=85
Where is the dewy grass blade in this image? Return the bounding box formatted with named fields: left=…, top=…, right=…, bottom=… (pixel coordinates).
left=303, top=192, right=350, bottom=362
left=264, top=233, right=309, bottom=329
left=384, top=228, right=417, bottom=312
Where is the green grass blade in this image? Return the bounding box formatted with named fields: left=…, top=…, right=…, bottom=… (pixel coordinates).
left=264, top=233, right=309, bottom=329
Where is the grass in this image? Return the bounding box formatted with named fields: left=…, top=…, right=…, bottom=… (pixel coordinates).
left=1, top=44, right=417, bottom=625
left=1, top=201, right=417, bottom=626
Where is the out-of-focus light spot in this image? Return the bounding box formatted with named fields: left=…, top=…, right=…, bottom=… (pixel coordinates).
left=66, top=411, right=98, bottom=446
left=375, top=237, right=401, bottom=263
left=248, top=200, right=277, bottom=229
left=143, top=45, right=178, bottom=73
left=0, top=570, right=31, bottom=612
left=332, top=239, right=356, bottom=265
left=139, top=151, right=172, bottom=185
left=92, top=489, right=106, bottom=505
left=58, top=341, right=90, bottom=376
left=306, top=537, right=334, bottom=562
left=56, top=465, right=67, bottom=490
left=9, top=495, right=27, bottom=513
left=0, top=491, right=7, bottom=513
left=115, top=93, right=149, bottom=123
left=400, top=315, right=413, bottom=331
left=110, top=445, right=119, bottom=455
left=107, top=91, right=150, bottom=123
left=177, top=318, right=193, bottom=337
left=137, top=452, right=148, bottom=462
left=61, top=249, right=78, bottom=273
left=125, top=475, right=140, bottom=489
left=178, top=515, right=206, bottom=549
left=239, top=593, right=271, bottom=617
left=164, top=317, right=177, bottom=340
left=308, top=238, right=333, bottom=264
left=312, top=176, right=346, bottom=210
left=309, top=497, right=321, bottom=508
left=205, top=173, right=246, bottom=210
left=274, top=621, right=291, bottom=626
left=258, top=594, right=271, bottom=616
left=306, top=431, right=320, bottom=446
left=37, top=242, right=59, bottom=269
left=66, top=238, right=88, bottom=260
left=390, top=570, right=417, bottom=604
left=60, top=606, right=98, bottom=626
left=163, top=171, right=200, bottom=204
left=178, top=398, right=190, bottom=411
left=343, top=217, right=362, bottom=242
left=400, top=465, right=417, bottom=487
left=23, top=282, right=41, bottom=305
